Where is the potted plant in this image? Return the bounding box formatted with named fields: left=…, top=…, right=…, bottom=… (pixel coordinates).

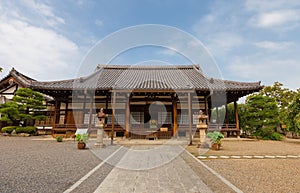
left=75, top=133, right=88, bottom=149
left=207, top=131, right=224, bottom=150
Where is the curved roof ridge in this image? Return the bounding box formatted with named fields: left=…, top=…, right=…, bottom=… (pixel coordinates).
left=223, top=80, right=262, bottom=85
left=96, top=64, right=198, bottom=70
left=7, top=68, right=36, bottom=87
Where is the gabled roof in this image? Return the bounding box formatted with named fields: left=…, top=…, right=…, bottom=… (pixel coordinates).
left=0, top=68, right=54, bottom=101
left=0, top=65, right=263, bottom=94
left=0, top=68, right=35, bottom=89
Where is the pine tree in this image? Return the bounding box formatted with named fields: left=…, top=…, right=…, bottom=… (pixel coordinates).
left=287, top=93, right=300, bottom=134
left=243, top=95, right=279, bottom=138
left=0, top=88, right=46, bottom=126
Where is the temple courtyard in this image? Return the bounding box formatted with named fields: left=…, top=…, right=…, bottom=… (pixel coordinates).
left=0, top=136, right=299, bottom=193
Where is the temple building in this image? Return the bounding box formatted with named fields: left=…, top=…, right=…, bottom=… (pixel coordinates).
left=0, top=65, right=263, bottom=139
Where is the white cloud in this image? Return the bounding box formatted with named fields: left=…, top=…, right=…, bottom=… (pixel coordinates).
left=22, top=1, right=65, bottom=27
left=201, top=32, right=244, bottom=59
left=229, top=57, right=300, bottom=90
left=95, top=19, right=103, bottom=27
left=192, top=2, right=246, bottom=59
left=191, top=0, right=300, bottom=91
left=245, top=0, right=300, bottom=12
left=249, top=9, right=300, bottom=28
left=0, top=1, right=80, bottom=81
left=253, top=41, right=294, bottom=50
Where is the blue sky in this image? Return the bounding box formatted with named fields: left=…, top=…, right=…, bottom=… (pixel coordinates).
left=0, top=0, right=300, bottom=90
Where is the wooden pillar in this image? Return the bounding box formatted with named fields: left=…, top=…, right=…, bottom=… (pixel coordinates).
left=207, top=99, right=212, bottom=124
left=234, top=101, right=240, bottom=138
left=105, top=94, right=109, bottom=111
left=52, top=100, right=59, bottom=136
left=105, top=94, right=109, bottom=124
left=88, top=93, right=94, bottom=131
left=82, top=92, right=87, bottom=124
left=188, top=93, right=193, bottom=145
left=111, top=92, right=116, bottom=145
left=64, top=97, right=69, bottom=125
left=205, top=96, right=210, bottom=123
left=172, top=97, right=178, bottom=137
left=125, top=94, right=130, bottom=138
left=225, top=103, right=229, bottom=124
left=216, top=106, right=219, bottom=124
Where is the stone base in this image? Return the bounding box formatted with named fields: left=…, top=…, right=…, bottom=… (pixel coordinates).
left=94, top=142, right=106, bottom=148
left=197, top=141, right=210, bottom=148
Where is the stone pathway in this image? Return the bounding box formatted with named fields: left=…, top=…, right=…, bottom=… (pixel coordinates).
left=92, top=145, right=214, bottom=193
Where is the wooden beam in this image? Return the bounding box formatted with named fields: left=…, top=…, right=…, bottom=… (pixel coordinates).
left=225, top=103, right=229, bottom=124
left=216, top=106, right=219, bottom=124
left=205, top=96, right=209, bottom=119
left=111, top=92, right=116, bottom=145
left=234, top=101, right=240, bottom=138
left=188, top=93, right=192, bottom=145
left=125, top=94, right=130, bottom=138
left=52, top=100, right=59, bottom=136
left=88, top=94, right=94, bottom=131
left=172, top=98, right=177, bottom=137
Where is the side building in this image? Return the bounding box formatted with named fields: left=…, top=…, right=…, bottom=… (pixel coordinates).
left=0, top=65, right=263, bottom=138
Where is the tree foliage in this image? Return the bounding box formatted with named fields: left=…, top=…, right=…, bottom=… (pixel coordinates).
left=259, top=81, right=296, bottom=125
left=287, top=93, right=300, bottom=134
left=0, top=88, right=46, bottom=126
left=243, top=95, right=280, bottom=138
left=225, top=82, right=299, bottom=137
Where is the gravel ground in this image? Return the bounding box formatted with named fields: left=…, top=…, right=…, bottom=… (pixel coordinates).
left=0, top=136, right=101, bottom=193
left=181, top=151, right=235, bottom=193
left=204, top=159, right=300, bottom=193
left=2, top=135, right=299, bottom=193
left=187, top=138, right=300, bottom=193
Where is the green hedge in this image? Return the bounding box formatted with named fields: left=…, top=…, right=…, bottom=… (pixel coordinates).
left=268, top=132, right=284, bottom=141
left=1, top=126, right=17, bottom=134
left=15, top=126, right=37, bottom=135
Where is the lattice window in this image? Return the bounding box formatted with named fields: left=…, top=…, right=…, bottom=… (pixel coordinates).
left=158, top=112, right=172, bottom=124
left=130, top=112, right=144, bottom=124
left=177, top=113, right=189, bottom=124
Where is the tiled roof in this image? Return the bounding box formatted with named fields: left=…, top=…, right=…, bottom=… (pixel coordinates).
left=3, top=65, right=263, bottom=92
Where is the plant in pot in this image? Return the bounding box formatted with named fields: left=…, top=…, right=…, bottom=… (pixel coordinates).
left=207, top=131, right=224, bottom=150
left=75, top=133, right=88, bottom=149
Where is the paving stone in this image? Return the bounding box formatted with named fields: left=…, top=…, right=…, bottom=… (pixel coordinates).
left=231, top=155, right=241, bottom=159
left=253, top=155, right=264, bottom=159
left=242, top=155, right=253, bottom=159
left=276, top=155, right=287, bottom=158
left=264, top=155, right=275, bottom=158
left=220, top=155, right=230, bottom=159
left=287, top=155, right=298, bottom=158
left=94, top=145, right=213, bottom=193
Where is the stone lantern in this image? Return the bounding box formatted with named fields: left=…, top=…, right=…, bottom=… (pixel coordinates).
left=196, top=110, right=208, bottom=147
left=94, top=108, right=108, bottom=148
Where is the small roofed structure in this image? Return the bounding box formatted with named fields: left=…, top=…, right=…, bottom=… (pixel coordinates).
left=0, top=65, right=263, bottom=139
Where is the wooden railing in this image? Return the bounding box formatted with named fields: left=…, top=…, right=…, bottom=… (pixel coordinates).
left=35, top=123, right=53, bottom=135
left=208, top=123, right=239, bottom=137
left=50, top=123, right=239, bottom=138
left=208, top=124, right=238, bottom=131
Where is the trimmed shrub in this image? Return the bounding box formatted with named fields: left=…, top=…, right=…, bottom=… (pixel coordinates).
left=1, top=126, right=17, bottom=134
left=269, top=132, right=284, bottom=141
left=56, top=136, right=63, bottom=142
left=261, top=132, right=284, bottom=141
left=15, top=126, right=37, bottom=135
